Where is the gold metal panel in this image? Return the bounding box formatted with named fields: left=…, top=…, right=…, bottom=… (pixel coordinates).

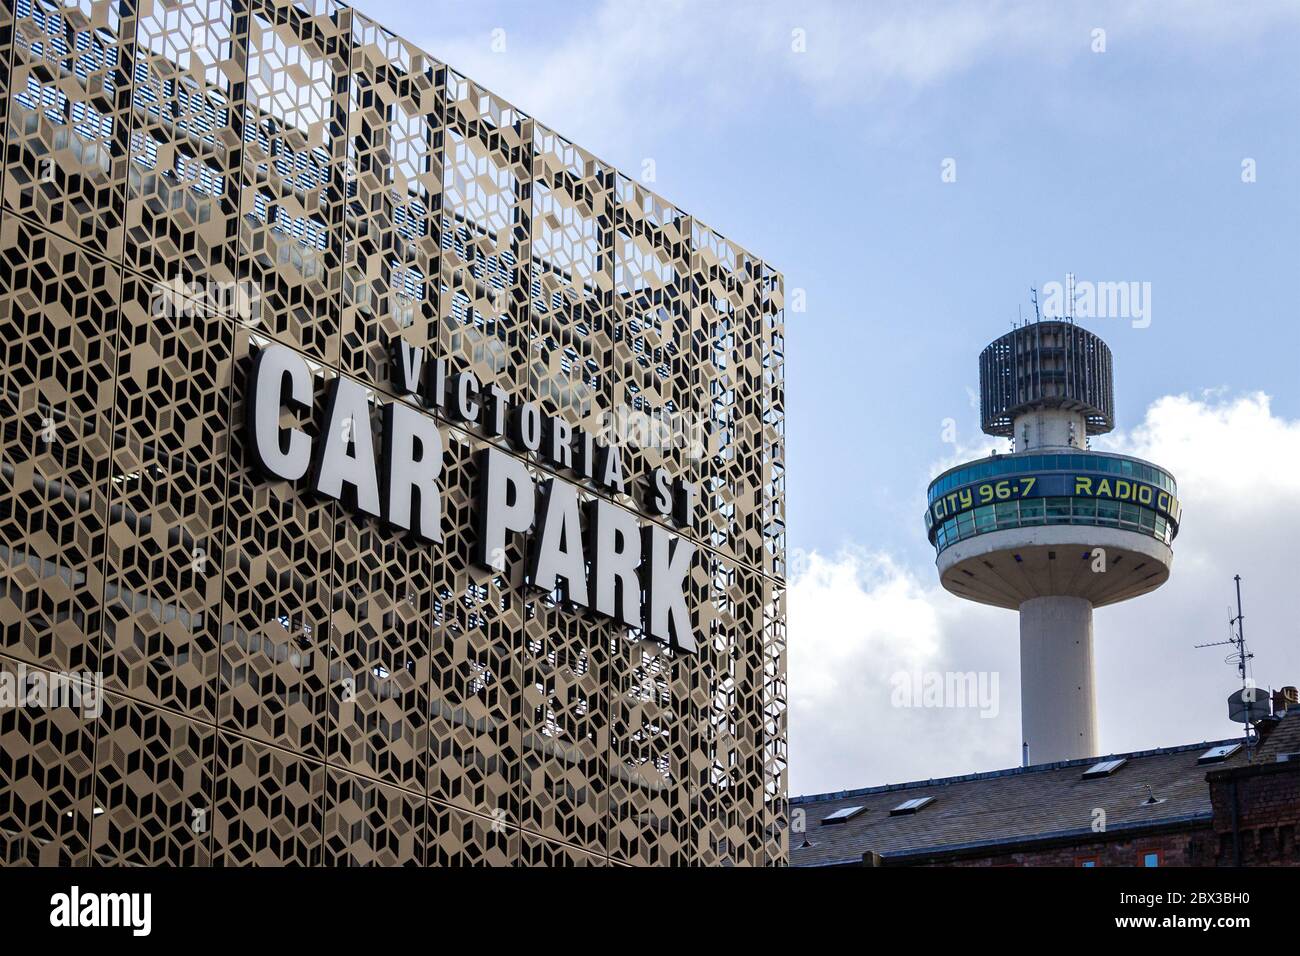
left=520, top=829, right=608, bottom=867
left=691, top=222, right=767, bottom=570
left=101, top=435, right=226, bottom=719
left=340, top=11, right=444, bottom=391
left=519, top=588, right=608, bottom=854
left=0, top=1, right=16, bottom=199
left=3, top=0, right=137, bottom=257
left=425, top=798, right=517, bottom=866
left=0, top=408, right=111, bottom=675
left=212, top=730, right=324, bottom=866
left=92, top=691, right=215, bottom=865
left=606, top=630, right=691, bottom=865
left=124, top=0, right=246, bottom=286
left=426, top=425, right=523, bottom=819
left=0, top=0, right=786, bottom=867
left=322, top=766, right=424, bottom=866
left=0, top=213, right=119, bottom=425
left=438, top=70, right=531, bottom=400
left=236, top=0, right=350, bottom=364
left=0, top=660, right=96, bottom=866
left=610, top=175, right=694, bottom=485
left=527, top=125, right=614, bottom=442
left=328, top=499, right=433, bottom=792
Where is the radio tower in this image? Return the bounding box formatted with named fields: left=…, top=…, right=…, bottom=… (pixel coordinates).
left=925, top=319, right=1182, bottom=763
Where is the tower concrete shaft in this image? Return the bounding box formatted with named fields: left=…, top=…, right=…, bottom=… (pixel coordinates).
left=1019, top=595, right=1098, bottom=763
left=1017, top=402, right=1099, bottom=763
left=1014, top=407, right=1088, bottom=451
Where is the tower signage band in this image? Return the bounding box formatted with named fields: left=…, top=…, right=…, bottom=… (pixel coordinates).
left=244, top=340, right=699, bottom=652
left=925, top=474, right=1182, bottom=528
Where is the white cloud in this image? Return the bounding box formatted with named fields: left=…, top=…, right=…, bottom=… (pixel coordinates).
left=788, top=547, right=1018, bottom=796
left=789, top=390, right=1300, bottom=796
left=1098, top=390, right=1300, bottom=516
left=1094, top=391, right=1300, bottom=750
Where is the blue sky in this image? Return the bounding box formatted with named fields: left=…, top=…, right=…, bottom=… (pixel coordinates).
left=359, top=0, right=1300, bottom=792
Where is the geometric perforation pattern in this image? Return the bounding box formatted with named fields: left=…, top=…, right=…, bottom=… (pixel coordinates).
left=0, top=0, right=785, bottom=867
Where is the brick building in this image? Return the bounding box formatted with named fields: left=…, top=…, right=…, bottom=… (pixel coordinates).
left=1206, top=701, right=1300, bottom=866
left=791, top=694, right=1300, bottom=867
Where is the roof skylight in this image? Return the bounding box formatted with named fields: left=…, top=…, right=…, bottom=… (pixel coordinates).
left=820, top=805, right=865, bottom=825
left=889, top=796, right=935, bottom=816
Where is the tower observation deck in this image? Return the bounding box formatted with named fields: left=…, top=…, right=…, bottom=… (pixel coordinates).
left=926, top=321, right=1180, bottom=764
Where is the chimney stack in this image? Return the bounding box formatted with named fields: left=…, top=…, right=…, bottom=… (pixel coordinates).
left=1272, top=686, right=1299, bottom=717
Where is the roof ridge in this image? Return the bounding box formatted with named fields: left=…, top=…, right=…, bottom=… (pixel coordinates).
left=790, top=737, right=1243, bottom=805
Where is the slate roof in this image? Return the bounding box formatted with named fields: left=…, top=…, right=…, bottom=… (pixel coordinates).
left=789, top=733, right=1261, bottom=867
left=1256, top=707, right=1300, bottom=760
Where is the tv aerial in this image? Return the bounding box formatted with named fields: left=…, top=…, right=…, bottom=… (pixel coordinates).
left=1195, top=575, right=1262, bottom=759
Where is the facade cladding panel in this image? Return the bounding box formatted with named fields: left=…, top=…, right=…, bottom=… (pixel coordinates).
left=0, top=0, right=786, bottom=866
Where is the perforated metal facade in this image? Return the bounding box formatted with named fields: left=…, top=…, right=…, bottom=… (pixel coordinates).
left=0, top=0, right=786, bottom=866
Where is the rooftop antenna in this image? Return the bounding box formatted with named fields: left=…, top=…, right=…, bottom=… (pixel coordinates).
left=1030, top=286, right=1040, bottom=322
left=1066, top=271, right=1076, bottom=324
left=1195, top=574, right=1258, bottom=761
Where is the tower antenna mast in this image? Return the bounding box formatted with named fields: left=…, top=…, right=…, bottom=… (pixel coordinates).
left=1195, top=574, right=1257, bottom=760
